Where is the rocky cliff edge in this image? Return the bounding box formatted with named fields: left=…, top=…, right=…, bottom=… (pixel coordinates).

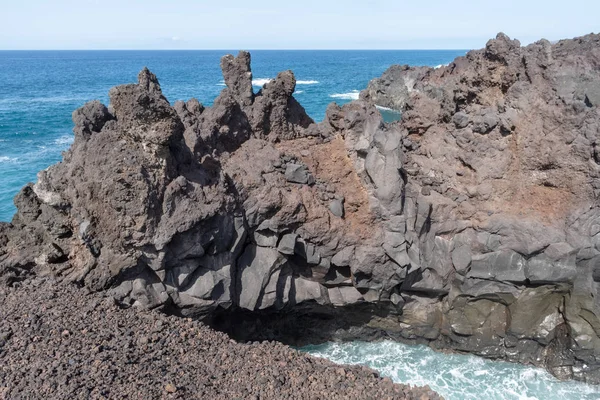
left=2, top=33, right=600, bottom=383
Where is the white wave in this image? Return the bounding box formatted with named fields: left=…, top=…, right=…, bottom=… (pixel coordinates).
left=0, top=136, right=74, bottom=167
left=302, top=340, right=600, bottom=400
left=252, top=78, right=318, bottom=87
left=330, top=90, right=360, bottom=100
left=435, top=63, right=449, bottom=69
left=216, top=80, right=226, bottom=86
left=54, top=135, right=74, bottom=147
left=0, top=96, right=89, bottom=105
left=0, top=156, right=16, bottom=163
left=252, top=78, right=272, bottom=86
left=375, top=105, right=401, bottom=113
left=294, top=90, right=304, bottom=94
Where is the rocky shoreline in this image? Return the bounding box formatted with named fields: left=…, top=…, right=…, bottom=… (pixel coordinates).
left=1, top=32, right=600, bottom=389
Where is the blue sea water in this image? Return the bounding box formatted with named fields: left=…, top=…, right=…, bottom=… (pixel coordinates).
left=3, top=50, right=600, bottom=399
left=0, top=49, right=463, bottom=221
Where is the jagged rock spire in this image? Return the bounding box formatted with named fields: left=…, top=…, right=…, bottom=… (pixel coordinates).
left=138, top=67, right=162, bottom=94
left=220, top=51, right=254, bottom=106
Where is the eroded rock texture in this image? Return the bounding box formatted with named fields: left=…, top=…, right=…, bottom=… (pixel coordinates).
left=2, top=35, right=600, bottom=383
left=359, top=32, right=600, bottom=381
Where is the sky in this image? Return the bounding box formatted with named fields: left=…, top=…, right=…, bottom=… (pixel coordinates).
left=0, top=0, right=598, bottom=50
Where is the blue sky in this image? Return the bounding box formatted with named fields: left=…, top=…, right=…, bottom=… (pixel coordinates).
left=1, top=0, right=598, bottom=50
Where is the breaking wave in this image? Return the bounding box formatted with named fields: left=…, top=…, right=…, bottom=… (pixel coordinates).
left=375, top=105, right=400, bottom=113
left=54, top=135, right=74, bottom=147
left=0, top=156, right=17, bottom=163
left=252, top=78, right=273, bottom=86
left=302, top=341, right=600, bottom=400
left=0, top=96, right=89, bottom=105
left=252, top=78, right=319, bottom=87
left=329, top=90, right=360, bottom=100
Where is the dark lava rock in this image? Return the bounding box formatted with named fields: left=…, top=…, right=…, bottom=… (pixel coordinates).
left=329, top=199, right=345, bottom=217
left=277, top=233, right=298, bottom=255
left=451, top=112, right=469, bottom=129
left=284, top=163, right=312, bottom=184
left=2, top=33, right=600, bottom=385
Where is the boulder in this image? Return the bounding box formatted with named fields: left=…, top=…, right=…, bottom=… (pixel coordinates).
left=468, top=250, right=527, bottom=283
left=329, top=199, right=344, bottom=218
left=451, top=244, right=472, bottom=274
left=452, top=112, right=469, bottom=129
left=331, top=246, right=354, bottom=267
left=508, top=287, right=565, bottom=344
left=277, top=233, right=298, bottom=255
left=237, top=246, right=288, bottom=310
left=285, top=163, right=312, bottom=184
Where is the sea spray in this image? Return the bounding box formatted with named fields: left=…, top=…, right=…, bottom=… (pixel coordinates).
left=302, top=341, right=600, bottom=400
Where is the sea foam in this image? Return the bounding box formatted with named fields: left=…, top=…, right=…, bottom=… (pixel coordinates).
left=302, top=340, right=600, bottom=400
left=330, top=90, right=360, bottom=100
left=252, top=78, right=319, bottom=87
left=375, top=105, right=400, bottom=113
left=0, top=156, right=16, bottom=163
left=252, top=78, right=272, bottom=86
left=0, top=96, right=87, bottom=105
left=54, top=135, right=74, bottom=147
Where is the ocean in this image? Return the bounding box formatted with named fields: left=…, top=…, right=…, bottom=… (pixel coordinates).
left=302, top=341, right=600, bottom=400
left=2, top=50, right=599, bottom=399
left=0, top=49, right=460, bottom=221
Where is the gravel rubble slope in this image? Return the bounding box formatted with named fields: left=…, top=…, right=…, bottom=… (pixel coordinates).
left=0, top=278, right=441, bottom=399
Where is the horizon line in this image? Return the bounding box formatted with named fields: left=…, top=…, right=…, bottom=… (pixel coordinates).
left=0, top=48, right=471, bottom=52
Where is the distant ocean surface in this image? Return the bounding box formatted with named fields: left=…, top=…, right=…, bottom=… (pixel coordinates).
left=5, top=49, right=600, bottom=399
left=0, top=49, right=464, bottom=221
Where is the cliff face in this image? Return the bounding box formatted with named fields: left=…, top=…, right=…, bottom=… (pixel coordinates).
left=359, top=33, right=600, bottom=380
left=1, top=33, right=600, bottom=383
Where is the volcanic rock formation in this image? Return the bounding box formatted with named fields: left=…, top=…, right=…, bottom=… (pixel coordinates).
left=2, top=33, right=600, bottom=384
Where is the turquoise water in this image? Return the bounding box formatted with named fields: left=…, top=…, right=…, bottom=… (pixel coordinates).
left=303, top=341, right=600, bottom=400
left=0, top=50, right=463, bottom=221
